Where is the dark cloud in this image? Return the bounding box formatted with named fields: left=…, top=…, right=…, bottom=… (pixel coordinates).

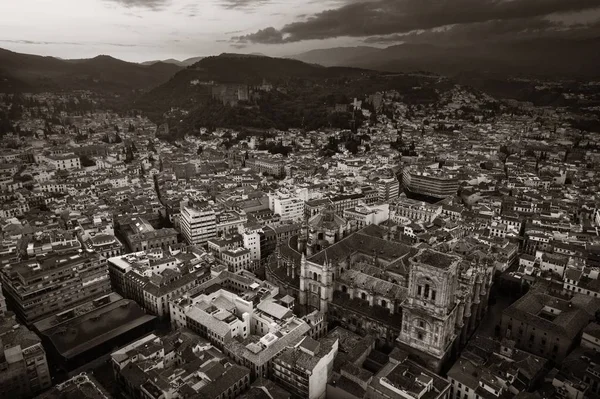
left=233, top=0, right=600, bottom=44
left=217, top=0, right=271, bottom=10
left=232, top=27, right=284, bottom=44
left=364, top=18, right=563, bottom=44
left=103, top=0, right=170, bottom=11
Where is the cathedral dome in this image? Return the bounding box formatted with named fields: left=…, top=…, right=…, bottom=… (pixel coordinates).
left=308, top=204, right=346, bottom=231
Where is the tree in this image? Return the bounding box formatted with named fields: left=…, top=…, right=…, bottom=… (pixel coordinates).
left=14, top=174, right=33, bottom=182
left=80, top=155, right=96, bottom=167
left=369, top=110, right=378, bottom=124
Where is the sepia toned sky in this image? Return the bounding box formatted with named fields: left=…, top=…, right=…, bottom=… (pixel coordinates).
left=1, top=0, right=600, bottom=62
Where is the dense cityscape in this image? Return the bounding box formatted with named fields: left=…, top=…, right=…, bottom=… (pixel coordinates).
left=0, top=69, right=598, bottom=399
left=1, top=0, right=600, bottom=394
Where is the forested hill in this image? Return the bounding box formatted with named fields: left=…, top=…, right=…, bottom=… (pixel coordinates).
left=133, top=53, right=448, bottom=136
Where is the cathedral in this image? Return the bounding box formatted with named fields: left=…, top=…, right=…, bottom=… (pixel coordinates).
left=266, top=206, right=493, bottom=373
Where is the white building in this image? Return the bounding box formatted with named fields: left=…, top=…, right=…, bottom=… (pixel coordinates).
left=343, top=203, right=389, bottom=228
left=47, top=154, right=81, bottom=170
left=268, top=191, right=304, bottom=222
left=180, top=202, right=217, bottom=245
left=243, top=230, right=261, bottom=262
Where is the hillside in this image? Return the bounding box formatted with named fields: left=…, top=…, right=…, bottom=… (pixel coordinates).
left=134, top=53, right=372, bottom=115
left=0, top=48, right=183, bottom=93
left=134, top=53, right=449, bottom=136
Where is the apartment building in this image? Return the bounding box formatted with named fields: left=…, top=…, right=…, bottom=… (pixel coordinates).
left=500, top=289, right=600, bottom=363
left=171, top=277, right=311, bottom=379
left=0, top=313, right=52, bottom=398
left=222, top=247, right=253, bottom=273
left=111, top=330, right=250, bottom=399
left=246, top=157, right=285, bottom=177
left=47, top=154, right=81, bottom=170
left=108, top=250, right=211, bottom=318
left=272, top=336, right=338, bottom=399
left=390, top=198, right=442, bottom=223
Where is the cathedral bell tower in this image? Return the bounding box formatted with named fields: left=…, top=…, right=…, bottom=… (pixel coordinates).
left=397, top=248, right=461, bottom=373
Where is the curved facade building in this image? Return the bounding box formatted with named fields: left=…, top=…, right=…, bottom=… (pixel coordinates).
left=403, top=167, right=459, bottom=199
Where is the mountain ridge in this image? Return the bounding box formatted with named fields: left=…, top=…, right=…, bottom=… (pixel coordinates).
left=0, top=47, right=183, bottom=93
left=291, top=39, right=600, bottom=79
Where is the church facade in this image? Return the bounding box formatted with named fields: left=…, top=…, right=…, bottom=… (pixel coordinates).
left=266, top=208, right=493, bottom=373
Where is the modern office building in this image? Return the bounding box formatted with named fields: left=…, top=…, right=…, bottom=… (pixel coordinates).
left=377, top=177, right=400, bottom=203
left=180, top=200, right=217, bottom=245
left=269, top=191, right=304, bottom=222
left=403, top=166, right=459, bottom=199
left=0, top=250, right=111, bottom=325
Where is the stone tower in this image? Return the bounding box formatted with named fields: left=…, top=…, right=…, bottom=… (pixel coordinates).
left=320, top=258, right=334, bottom=315
left=299, top=252, right=307, bottom=307
left=397, top=248, right=461, bottom=373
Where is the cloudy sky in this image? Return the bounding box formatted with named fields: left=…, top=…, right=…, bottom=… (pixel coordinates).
left=1, top=0, right=600, bottom=62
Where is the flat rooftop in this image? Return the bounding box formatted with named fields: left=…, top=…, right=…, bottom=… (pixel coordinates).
left=41, top=298, right=155, bottom=359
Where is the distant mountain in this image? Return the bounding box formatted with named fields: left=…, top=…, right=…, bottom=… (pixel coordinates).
left=141, top=58, right=186, bottom=67
left=181, top=56, right=205, bottom=66
left=291, top=39, right=600, bottom=79
left=292, top=46, right=382, bottom=67
left=141, top=56, right=205, bottom=67
left=0, top=48, right=183, bottom=93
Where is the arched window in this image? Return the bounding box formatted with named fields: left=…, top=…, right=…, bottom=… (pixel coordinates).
left=381, top=300, right=387, bottom=308
left=313, top=272, right=317, bottom=280
left=342, top=285, right=347, bottom=293
left=361, top=292, right=366, bottom=300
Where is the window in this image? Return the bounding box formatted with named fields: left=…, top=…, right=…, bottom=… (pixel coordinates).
left=418, top=285, right=422, bottom=296
left=424, top=284, right=430, bottom=298
left=418, top=332, right=423, bottom=340
left=431, top=290, right=437, bottom=301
